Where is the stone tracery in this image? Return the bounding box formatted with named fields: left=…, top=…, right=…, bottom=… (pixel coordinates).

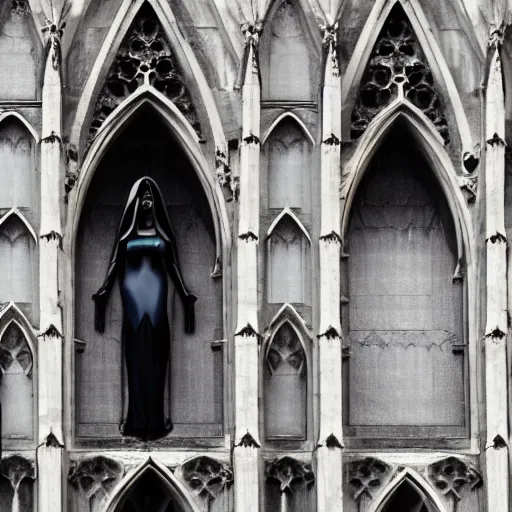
left=351, top=4, right=449, bottom=144
left=88, top=4, right=203, bottom=145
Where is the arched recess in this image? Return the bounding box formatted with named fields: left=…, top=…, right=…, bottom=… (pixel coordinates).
left=71, top=95, right=226, bottom=439
left=0, top=2, right=43, bottom=100
left=261, top=304, right=312, bottom=442
left=267, top=210, right=311, bottom=304
left=0, top=114, right=39, bottom=224
left=104, top=458, right=200, bottom=512
left=368, top=469, right=447, bottom=512
left=259, top=0, right=320, bottom=103
left=69, top=0, right=227, bottom=160
left=342, top=117, right=469, bottom=439
left=0, top=302, right=37, bottom=442
left=0, top=209, right=39, bottom=324
left=341, top=0, right=473, bottom=154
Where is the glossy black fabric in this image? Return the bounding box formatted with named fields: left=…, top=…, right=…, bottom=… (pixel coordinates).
left=93, top=177, right=196, bottom=440
left=120, top=236, right=169, bottom=438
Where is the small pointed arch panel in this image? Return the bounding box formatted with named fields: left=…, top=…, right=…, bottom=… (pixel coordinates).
left=75, top=109, right=222, bottom=438
left=345, top=127, right=465, bottom=434
left=264, top=322, right=308, bottom=439
left=263, top=116, right=313, bottom=210
left=267, top=212, right=311, bottom=304
left=351, top=4, right=449, bottom=144
left=260, top=0, right=318, bottom=102
left=88, top=2, right=203, bottom=145
left=0, top=320, right=34, bottom=439
left=0, top=116, right=39, bottom=216
left=0, top=3, right=41, bottom=100
left=378, top=478, right=440, bottom=512
left=0, top=212, right=39, bottom=323
left=111, top=460, right=197, bottom=512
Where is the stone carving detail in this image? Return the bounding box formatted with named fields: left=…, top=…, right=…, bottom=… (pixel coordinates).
left=68, top=456, right=124, bottom=506
left=0, top=322, right=32, bottom=377
left=265, top=457, right=315, bottom=493
left=11, top=0, right=29, bottom=14
left=428, top=457, right=482, bottom=502
left=351, top=4, right=449, bottom=144
left=88, top=4, right=202, bottom=145
left=181, top=456, right=233, bottom=503
left=267, top=323, right=305, bottom=376
left=0, top=455, right=35, bottom=511
left=348, top=457, right=391, bottom=503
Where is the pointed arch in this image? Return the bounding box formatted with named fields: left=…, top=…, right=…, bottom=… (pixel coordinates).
left=262, top=309, right=312, bottom=440
left=0, top=112, right=39, bottom=142
left=0, top=209, right=38, bottom=244
left=69, top=0, right=227, bottom=158
left=262, top=112, right=316, bottom=147
left=259, top=0, right=321, bottom=103
left=104, top=457, right=201, bottom=512
left=367, top=468, right=447, bottom=512
left=341, top=99, right=474, bottom=268
left=0, top=301, right=37, bottom=441
left=267, top=208, right=311, bottom=242
left=68, top=86, right=229, bottom=271
left=341, top=0, right=473, bottom=153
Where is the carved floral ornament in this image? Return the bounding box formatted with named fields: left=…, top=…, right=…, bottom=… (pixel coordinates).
left=0, top=322, right=32, bottom=377
left=88, top=4, right=203, bottom=146
left=348, top=457, right=391, bottom=504
left=68, top=456, right=124, bottom=503
left=180, top=456, right=233, bottom=502
left=0, top=456, right=35, bottom=512
left=351, top=4, right=449, bottom=144
left=265, top=456, right=315, bottom=494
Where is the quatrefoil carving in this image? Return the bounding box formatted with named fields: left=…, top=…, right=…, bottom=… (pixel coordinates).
left=0, top=455, right=35, bottom=490
left=265, top=457, right=315, bottom=494
left=348, top=457, right=391, bottom=502
left=428, top=457, right=482, bottom=501
left=68, top=456, right=124, bottom=503
left=181, top=456, right=233, bottom=501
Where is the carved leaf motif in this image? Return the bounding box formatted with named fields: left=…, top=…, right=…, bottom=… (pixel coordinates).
left=429, top=457, right=482, bottom=501
left=68, top=456, right=124, bottom=502
left=351, top=4, right=449, bottom=144
left=348, top=457, right=391, bottom=502
left=181, top=456, right=233, bottom=500
left=265, top=457, right=315, bottom=494
left=88, top=4, right=202, bottom=146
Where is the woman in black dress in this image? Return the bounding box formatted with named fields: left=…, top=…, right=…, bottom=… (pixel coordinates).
left=93, top=177, right=196, bottom=440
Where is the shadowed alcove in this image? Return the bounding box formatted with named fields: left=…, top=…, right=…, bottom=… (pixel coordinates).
left=342, top=125, right=465, bottom=439
left=75, top=107, right=223, bottom=439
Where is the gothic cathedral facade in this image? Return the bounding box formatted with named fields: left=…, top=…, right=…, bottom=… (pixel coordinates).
left=0, top=0, right=511, bottom=510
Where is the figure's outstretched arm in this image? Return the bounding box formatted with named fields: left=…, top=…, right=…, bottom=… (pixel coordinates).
left=166, top=247, right=196, bottom=333
left=92, top=258, right=117, bottom=333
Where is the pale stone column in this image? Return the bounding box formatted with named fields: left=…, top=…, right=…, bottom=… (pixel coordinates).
left=38, top=19, right=65, bottom=512
left=484, top=43, right=509, bottom=512
left=233, top=31, right=261, bottom=512
left=316, top=25, right=343, bottom=512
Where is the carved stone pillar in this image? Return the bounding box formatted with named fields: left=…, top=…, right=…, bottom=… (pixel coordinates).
left=38, top=10, right=67, bottom=512
left=317, top=23, right=343, bottom=512
left=233, top=23, right=262, bottom=512
left=484, top=39, right=509, bottom=512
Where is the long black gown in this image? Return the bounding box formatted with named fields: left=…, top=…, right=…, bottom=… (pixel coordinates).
left=93, top=176, right=195, bottom=441
left=120, top=235, right=169, bottom=439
